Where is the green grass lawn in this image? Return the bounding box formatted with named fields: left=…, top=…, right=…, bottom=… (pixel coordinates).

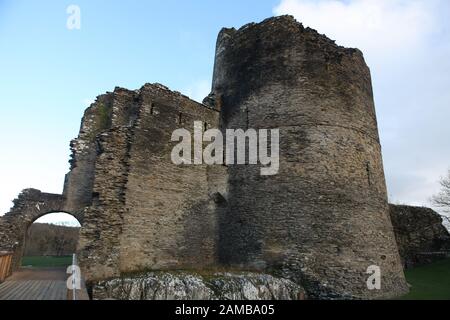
left=401, top=258, right=450, bottom=300
left=21, top=256, right=73, bottom=268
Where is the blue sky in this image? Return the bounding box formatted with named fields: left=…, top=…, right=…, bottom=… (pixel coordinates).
left=1, top=0, right=449, bottom=224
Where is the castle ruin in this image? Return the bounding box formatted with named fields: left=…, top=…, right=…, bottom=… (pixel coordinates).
left=0, top=16, right=413, bottom=299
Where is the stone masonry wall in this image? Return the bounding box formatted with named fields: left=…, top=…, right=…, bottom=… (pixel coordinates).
left=75, top=84, right=223, bottom=282
left=209, top=16, right=408, bottom=299
left=77, top=127, right=131, bottom=281
left=2, top=16, right=414, bottom=300
left=119, top=84, right=221, bottom=274
left=0, top=189, right=78, bottom=271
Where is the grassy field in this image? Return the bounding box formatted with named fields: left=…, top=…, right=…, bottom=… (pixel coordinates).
left=401, top=258, right=450, bottom=300
left=21, top=256, right=73, bottom=268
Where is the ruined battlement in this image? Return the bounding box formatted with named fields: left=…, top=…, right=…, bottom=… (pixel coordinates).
left=217, top=15, right=360, bottom=54
left=64, top=83, right=219, bottom=211
left=62, top=82, right=222, bottom=281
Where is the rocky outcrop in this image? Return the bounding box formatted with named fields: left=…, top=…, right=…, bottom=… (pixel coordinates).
left=390, top=205, right=450, bottom=269
left=93, top=272, right=305, bottom=300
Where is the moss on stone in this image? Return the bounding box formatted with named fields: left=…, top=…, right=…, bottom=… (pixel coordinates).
left=96, top=103, right=112, bottom=131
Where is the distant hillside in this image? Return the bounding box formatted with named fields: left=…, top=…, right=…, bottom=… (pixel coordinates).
left=24, top=223, right=79, bottom=256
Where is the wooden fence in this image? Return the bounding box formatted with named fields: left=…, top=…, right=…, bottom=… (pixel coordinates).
left=0, top=252, right=13, bottom=282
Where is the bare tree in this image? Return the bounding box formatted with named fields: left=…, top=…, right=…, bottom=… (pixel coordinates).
left=432, top=171, right=450, bottom=232
left=24, top=223, right=80, bottom=256
left=432, top=170, right=450, bottom=214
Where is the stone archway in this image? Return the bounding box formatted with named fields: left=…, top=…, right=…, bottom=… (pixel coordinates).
left=0, top=189, right=83, bottom=272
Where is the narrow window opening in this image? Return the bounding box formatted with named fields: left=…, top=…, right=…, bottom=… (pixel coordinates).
left=366, top=162, right=372, bottom=186
left=150, top=103, right=155, bottom=115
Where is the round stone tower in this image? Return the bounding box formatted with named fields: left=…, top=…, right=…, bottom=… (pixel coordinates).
left=210, top=16, right=409, bottom=299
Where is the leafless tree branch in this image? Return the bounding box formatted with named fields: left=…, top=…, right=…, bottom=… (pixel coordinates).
left=432, top=170, right=450, bottom=212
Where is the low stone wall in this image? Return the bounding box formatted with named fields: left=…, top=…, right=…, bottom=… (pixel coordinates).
left=389, top=205, right=450, bottom=269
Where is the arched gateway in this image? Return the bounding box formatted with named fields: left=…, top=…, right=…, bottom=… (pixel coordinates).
left=0, top=189, right=83, bottom=272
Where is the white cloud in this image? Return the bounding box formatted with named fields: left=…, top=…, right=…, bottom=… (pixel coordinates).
left=274, top=0, right=439, bottom=66
left=182, top=80, right=211, bottom=103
